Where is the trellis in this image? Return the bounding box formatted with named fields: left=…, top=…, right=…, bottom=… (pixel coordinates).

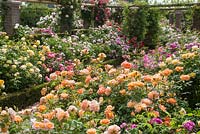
left=1, top=0, right=200, bottom=35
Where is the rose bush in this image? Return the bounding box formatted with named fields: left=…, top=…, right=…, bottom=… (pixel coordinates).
left=0, top=34, right=45, bottom=92
left=0, top=52, right=199, bottom=133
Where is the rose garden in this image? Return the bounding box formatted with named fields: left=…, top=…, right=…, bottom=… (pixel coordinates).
left=0, top=0, right=200, bottom=133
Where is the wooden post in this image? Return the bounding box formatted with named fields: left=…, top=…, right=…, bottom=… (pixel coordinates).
left=4, top=0, right=21, bottom=35
left=169, top=13, right=174, bottom=25
left=192, top=7, right=200, bottom=30
left=175, top=10, right=183, bottom=29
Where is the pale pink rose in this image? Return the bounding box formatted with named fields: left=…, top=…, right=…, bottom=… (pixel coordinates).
left=89, top=100, right=100, bottom=112
left=106, top=124, right=121, bottom=134
left=81, top=100, right=90, bottom=111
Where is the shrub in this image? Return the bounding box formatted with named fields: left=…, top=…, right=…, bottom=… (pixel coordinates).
left=122, top=6, right=161, bottom=49
left=81, top=6, right=93, bottom=28
left=58, top=0, right=81, bottom=33
left=144, top=8, right=161, bottom=49
left=20, top=4, right=52, bottom=27
left=123, top=6, right=148, bottom=41
left=0, top=35, right=44, bottom=92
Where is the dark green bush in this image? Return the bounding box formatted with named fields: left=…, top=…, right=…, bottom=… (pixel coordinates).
left=123, top=6, right=148, bottom=41
left=144, top=8, right=161, bottom=49
left=20, top=4, right=51, bottom=27
left=110, top=8, right=123, bottom=24
left=0, top=0, right=8, bottom=31
left=59, top=0, right=81, bottom=33
left=122, top=6, right=161, bottom=49
left=81, top=6, right=93, bottom=28
left=0, top=81, right=58, bottom=110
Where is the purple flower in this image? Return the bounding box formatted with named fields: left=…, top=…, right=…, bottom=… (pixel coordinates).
left=45, top=76, right=50, bottom=82
left=150, top=118, right=163, bottom=124
left=183, top=121, right=195, bottom=131
left=47, top=52, right=56, bottom=58
left=143, top=55, right=157, bottom=69
left=116, top=37, right=121, bottom=44
left=130, top=124, right=137, bottom=129
left=120, top=123, right=127, bottom=128
left=40, top=28, right=54, bottom=35
left=185, top=42, right=200, bottom=49
left=169, top=42, right=179, bottom=50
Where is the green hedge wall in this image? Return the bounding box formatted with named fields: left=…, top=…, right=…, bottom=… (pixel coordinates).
left=20, top=4, right=52, bottom=27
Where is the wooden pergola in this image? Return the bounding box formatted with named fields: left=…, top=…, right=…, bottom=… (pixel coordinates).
left=16, top=0, right=200, bottom=9
left=2, top=0, right=200, bottom=35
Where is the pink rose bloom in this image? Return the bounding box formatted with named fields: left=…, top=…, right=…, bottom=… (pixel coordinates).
left=89, top=100, right=100, bottom=112
left=106, top=125, right=121, bottom=134
left=81, top=100, right=90, bottom=111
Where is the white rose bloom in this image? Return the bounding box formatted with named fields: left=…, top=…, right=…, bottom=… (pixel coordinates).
left=20, top=65, right=27, bottom=70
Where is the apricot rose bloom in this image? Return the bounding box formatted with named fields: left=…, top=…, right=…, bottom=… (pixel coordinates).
left=166, top=98, right=177, bottom=105
left=121, top=61, right=133, bottom=69
left=106, top=124, right=121, bottom=134
left=100, top=119, right=110, bottom=125
left=180, top=75, right=190, bottom=81
left=86, top=128, right=97, bottom=134
left=0, top=79, right=5, bottom=88
left=175, top=66, right=184, bottom=72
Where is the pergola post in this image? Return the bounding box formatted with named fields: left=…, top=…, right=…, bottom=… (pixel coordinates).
left=169, top=13, right=174, bottom=25
left=4, top=0, right=21, bottom=35
left=175, top=10, right=183, bottom=29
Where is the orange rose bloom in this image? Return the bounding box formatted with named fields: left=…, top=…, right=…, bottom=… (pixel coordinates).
left=38, top=105, right=47, bottom=112
left=175, top=66, right=183, bottom=72
left=41, top=88, right=47, bottom=96
left=105, top=110, right=115, bottom=119
left=164, top=116, right=171, bottom=126
left=97, top=86, right=106, bottom=95
left=128, top=71, right=141, bottom=78
left=166, top=98, right=177, bottom=105
left=78, top=110, right=85, bottom=117
left=77, top=88, right=85, bottom=94
left=61, top=71, right=68, bottom=76
left=121, top=61, right=133, bottom=69
left=152, top=110, right=160, bottom=117
left=160, top=68, right=173, bottom=76
left=44, top=122, right=54, bottom=130
left=134, top=103, right=147, bottom=113
left=14, top=115, right=23, bottom=123
left=119, top=89, right=126, bottom=95
left=32, top=122, right=43, bottom=130
left=45, top=93, right=54, bottom=100
left=148, top=91, right=159, bottom=100
left=159, top=104, right=166, bottom=112
left=43, top=111, right=55, bottom=120
left=86, top=128, right=97, bottom=134
left=56, top=108, right=66, bottom=122
left=127, top=101, right=136, bottom=108
left=180, top=75, right=190, bottom=81
left=0, top=80, right=5, bottom=88
left=85, top=75, right=92, bottom=84
left=100, top=119, right=110, bottom=125
left=143, top=75, right=153, bottom=82
left=81, top=99, right=90, bottom=111
left=60, top=93, right=69, bottom=100
left=128, top=81, right=144, bottom=90
left=141, top=98, right=152, bottom=106
left=1, top=126, right=8, bottom=132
